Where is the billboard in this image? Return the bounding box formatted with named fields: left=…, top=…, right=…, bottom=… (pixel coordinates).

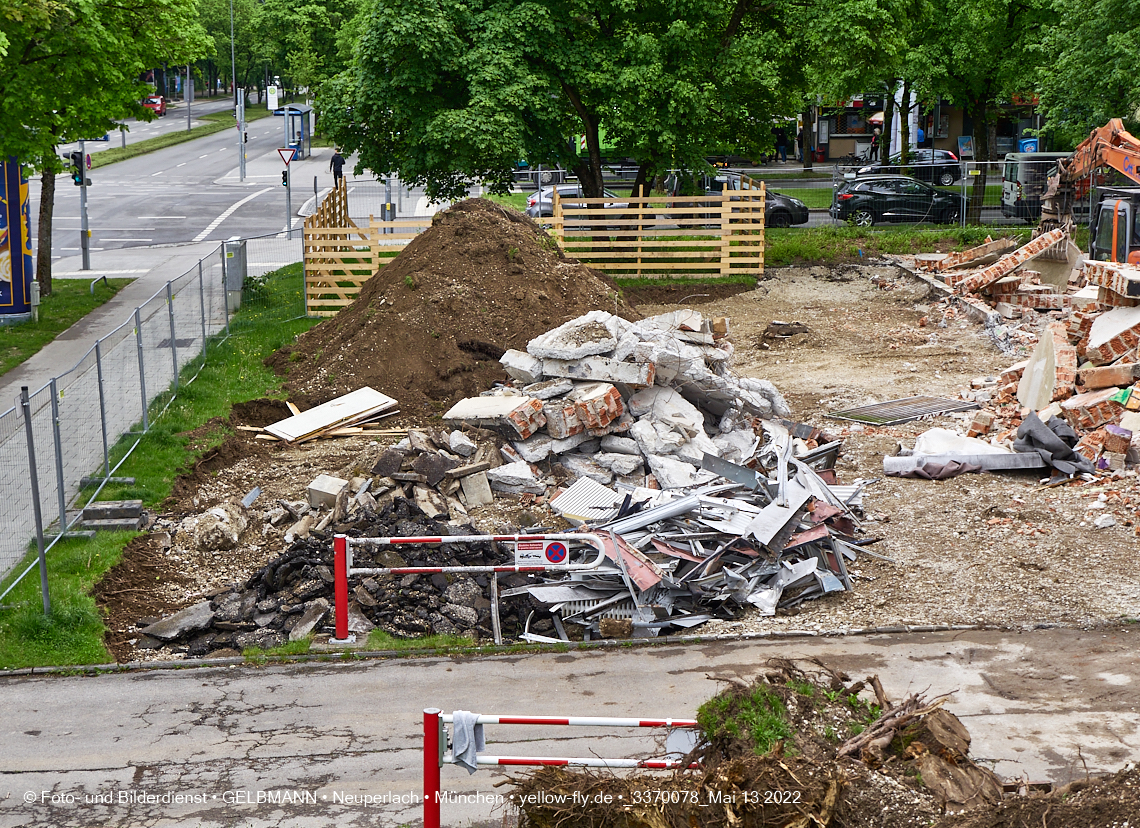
left=0, top=157, right=34, bottom=322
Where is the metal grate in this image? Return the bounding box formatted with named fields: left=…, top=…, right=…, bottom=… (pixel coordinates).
left=827, top=395, right=979, bottom=426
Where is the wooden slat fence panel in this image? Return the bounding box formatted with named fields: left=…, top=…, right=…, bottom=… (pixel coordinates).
left=552, top=182, right=764, bottom=280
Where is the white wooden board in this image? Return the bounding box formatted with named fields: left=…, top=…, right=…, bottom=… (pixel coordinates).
left=265, top=387, right=397, bottom=442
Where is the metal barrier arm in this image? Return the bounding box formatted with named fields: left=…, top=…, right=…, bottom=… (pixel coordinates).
left=342, top=532, right=607, bottom=575
left=447, top=754, right=699, bottom=769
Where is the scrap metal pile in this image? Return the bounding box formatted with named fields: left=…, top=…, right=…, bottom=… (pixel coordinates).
left=438, top=309, right=874, bottom=641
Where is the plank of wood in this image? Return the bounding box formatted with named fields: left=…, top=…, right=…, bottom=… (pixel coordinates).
left=235, top=425, right=265, bottom=432
left=265, top=387, right=398, bottom=442
left=254, top=434, right=280, bottom=441
left=286, top=402, right=301, bottom=415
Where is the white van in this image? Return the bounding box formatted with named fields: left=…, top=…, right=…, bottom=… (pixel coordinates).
left=1001, top=152, right=1069, bottom=221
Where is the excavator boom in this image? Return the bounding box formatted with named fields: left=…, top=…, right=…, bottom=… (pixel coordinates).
left=1040, top=118, right=1140, bottom=228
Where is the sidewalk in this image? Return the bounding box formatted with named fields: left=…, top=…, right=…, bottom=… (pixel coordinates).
left=0, top=241, right=222, bottom=413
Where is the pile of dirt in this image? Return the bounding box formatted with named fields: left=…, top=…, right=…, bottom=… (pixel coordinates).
left=268, top=198, right=642, bottom=417
left=509, top=659, right=1001, bottom=828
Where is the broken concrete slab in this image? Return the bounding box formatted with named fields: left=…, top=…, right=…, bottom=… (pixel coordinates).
left=142, top=601, right=216, bottom=641
left=449, top=431, right=477, bottom=457
left=567, top=382, right=625, bottom=429
left=646, top=453, right=717, bottom=489
left=1062, top=387, right=1125, bottom=430
left=522, top=377, right=574, bottom=400
left=593, top=452, right=644, bottom=476
left=289, top=598, right=330, bottom=641
left=1079, top=363, right=1140, bottom=390
left=557, top=453, right=613, bottom=484
left=541, top=355, right=655, bottom=386
left=443, top=395, right=547, bottom=439
left=486, top=461, right=545, bottom=494
left=526, top=310, right=630, bottom=359
left=195, top=503, right=248, bottom=551
left=600, top=434, right=640, bottom=455
left=459, top=470, right=494, bottom=508
left=1017, top=334, right=1058, bottom=411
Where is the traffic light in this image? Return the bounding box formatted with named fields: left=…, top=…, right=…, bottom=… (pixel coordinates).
left=281, top=170, right=289, bottom=187
left=68, top=151, right=83, bottom=186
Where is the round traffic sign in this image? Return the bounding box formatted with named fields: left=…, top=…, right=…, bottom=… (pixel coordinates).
left=544, top=541, right=568, bottom=564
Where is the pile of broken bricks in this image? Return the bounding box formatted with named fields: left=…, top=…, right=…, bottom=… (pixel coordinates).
left=914, top=232, right=1140, bottom=480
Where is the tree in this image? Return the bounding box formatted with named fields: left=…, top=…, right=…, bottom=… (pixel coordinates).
left=0, top=0, right=208, bottom=292
left=257, top=0, right=362, bottom=92
left=318, top=0, right=805, bottom=202
left=919, top=0, right=1054, bottom=221
left=1037, top=0, right=1140, bottom=147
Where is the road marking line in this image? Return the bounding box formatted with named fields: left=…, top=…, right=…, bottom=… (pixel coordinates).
left=101, top=238, right=154, bottom=242
left=177, top=162, right=187, bottom=167
left=138, top=216, right=186, bottom=219
left=199, top=154, right=209, bottom=159
left=192, top=187, right=272, bottom=242
left=55, top=269, right=149, bottom=275
left=151, top=170, right=163, bottom=176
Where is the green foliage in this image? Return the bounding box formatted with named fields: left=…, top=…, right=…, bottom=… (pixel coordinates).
left=764, top=225, right=1034, bottom=266
left=318, top=0, right=803, bottom=201
left=0, top=0, right=210, bottom=170
left=697, top=685, right=794, bottom=756
left=0, top=279, right=130, bottom=378
left=787, top=679, right=815, bottom=697
left=1037, top=0, right=1140, bottom=147
left=366, top=629, right=477, bottom=652
left=243, top=637, right=313, bottom=662
left=0, top=531, right=136, bottom=669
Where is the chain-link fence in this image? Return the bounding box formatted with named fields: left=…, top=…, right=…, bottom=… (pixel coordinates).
left=0, top=232, right=304, bottom=602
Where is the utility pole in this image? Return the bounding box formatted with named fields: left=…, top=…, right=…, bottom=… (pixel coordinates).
left=237, top=89, right=246, bottom=181
left=78, top=139, right=91, bottom=271
left=186, top=64, right=192, bottom=132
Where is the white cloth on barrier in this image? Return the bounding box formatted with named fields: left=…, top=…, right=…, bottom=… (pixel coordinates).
left=451, top=710, right=485, bottom=774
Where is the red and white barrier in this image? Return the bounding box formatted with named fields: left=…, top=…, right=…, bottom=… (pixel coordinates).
left=422, top=708, right=700, bottom=828
left=332, top=533, right=606, bottom=641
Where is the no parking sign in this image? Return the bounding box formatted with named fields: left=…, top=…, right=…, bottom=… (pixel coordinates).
left=515, top=539, right=570, bottom=566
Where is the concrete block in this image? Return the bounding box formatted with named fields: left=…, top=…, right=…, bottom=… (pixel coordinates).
left=449, top=430, right=477, bottom=457
left=542, top=398, right=585, bottom=439
left=557, top=454, right=613, bottom=485
left=308, top=474, right=349, bottom=508
left=1104, top=424, right=1133, bottom=455
left=550, top=430, right=591, bottom=455
left=500, top=349, right=544, bottom=384
left=593, top=452, right=645, bottom=476
left=567, top=382, right=625, bottom=429
left=513, top=433, right=554, bottom=463
left=487, top=461, right=545, bottom=494
left=460, top=471, right=494, bottom=507
left=541, top=356, right=655, bottom=386
left=645, top=454, right=717, bottom=489
left=967, top=410, right=997, bottom=438
left=600, top=435, right=640, bottom=455
left=522, top=378, right=574, bottom=400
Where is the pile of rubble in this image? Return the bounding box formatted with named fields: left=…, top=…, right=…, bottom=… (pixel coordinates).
left=910, top=233, right=1140, bottom=491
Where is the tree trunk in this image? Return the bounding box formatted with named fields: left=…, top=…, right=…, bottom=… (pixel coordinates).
left=36, top=169, right=55, bottom=297
left=898, top=80, right=911, bottom=167
left=801, top=108, right=813, bottom=170
left=966, top=99, right=989, bottom=224
left=882, top=83, right=896, bottom=161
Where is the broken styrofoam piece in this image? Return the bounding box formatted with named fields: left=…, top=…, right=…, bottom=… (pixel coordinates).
left=486, top=461, right=545, bottom=494
left=500, top=349, right=545, bottom=384
left=526, top=310, right=632, bottom=359
left=308, top=474, right=349, bottom=508
left=910, top=428, right=1012, bottom=456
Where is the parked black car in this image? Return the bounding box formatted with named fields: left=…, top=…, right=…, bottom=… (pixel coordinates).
left=857, top=148, right=962, bottom=186
left=665, top=173, right=809, bottom=227
left=829, top=175, right=966, bottom=226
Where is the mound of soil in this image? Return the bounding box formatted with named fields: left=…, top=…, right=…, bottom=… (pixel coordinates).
left=268, top=198, right=642, bottom=417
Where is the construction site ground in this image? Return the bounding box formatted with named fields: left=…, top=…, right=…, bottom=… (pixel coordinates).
left=96, top=259, right=1138, bottom=662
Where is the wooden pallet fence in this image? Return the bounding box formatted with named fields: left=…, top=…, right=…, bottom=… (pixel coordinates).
left=551, top=183, right=764, bottom=280
left=303, top=194, right=432, bottom=316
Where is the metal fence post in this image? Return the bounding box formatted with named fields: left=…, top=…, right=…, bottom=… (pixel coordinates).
left=95, top=339, right=110, bottom=479
left=166, top=282, right=179, bottom=391
left=221, top=245, right=231, bottom=336
left=198, top=259, right=208, bottom=354
left=135, top=308, right=149, bottom=432
left=423, top=708, right=442, bottom=828
left=20, top=386, right=50, bottom=615
left=49, top=379, right=68, bottom=537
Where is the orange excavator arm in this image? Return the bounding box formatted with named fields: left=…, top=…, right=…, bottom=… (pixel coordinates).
left=1039, top=118, right=1140, bottom=229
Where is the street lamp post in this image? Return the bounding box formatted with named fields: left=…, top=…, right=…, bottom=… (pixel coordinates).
left=229, top=0, right=245, bottom=181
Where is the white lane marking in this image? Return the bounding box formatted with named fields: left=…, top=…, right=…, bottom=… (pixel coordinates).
left=55, top=269, right=149, bottom=275
left=137, top=216, right=186, bottom=219
left=192, top=187, right=272, bottom=242
left=151, top=170, right=163, bottom=176
left=100, top=238, right=153, bottom=242
left=177, top=162, right=187, bottom=167
left=199, top=154, right=209, bottom=159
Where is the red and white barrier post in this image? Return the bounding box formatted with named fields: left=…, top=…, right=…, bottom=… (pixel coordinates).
left=424, top=708, right=442, bottom=828
left=333, top=534, right=349, bottom=640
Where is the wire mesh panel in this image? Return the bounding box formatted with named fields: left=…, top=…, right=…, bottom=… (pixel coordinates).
left=0, top=404, right=34, bottom=576
left=25, top=385, right=65, bottom=537
left=169, top=266, right=206, bottom=374
left=203, top=244, right=229, bottom=339
left=53, top=347, right=109, bottom=518
left=137, top=291, right=176, bottom=409
left=98, top=317, right=147, bottom=450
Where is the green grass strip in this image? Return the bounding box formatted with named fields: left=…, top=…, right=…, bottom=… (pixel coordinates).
left=90, top=105, right=275, bottom=169
left=0, top=263, right=317, bottom=670
left=0, top=278, right=131, bottom=378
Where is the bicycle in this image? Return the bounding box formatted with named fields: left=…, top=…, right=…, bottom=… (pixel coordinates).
left=833, top=144, right=875, bottom=168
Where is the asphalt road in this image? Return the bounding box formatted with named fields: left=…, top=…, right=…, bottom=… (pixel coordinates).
left=1, top=627, right=1137, bottom=828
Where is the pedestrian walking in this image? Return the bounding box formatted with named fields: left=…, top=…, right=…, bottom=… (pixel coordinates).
left=773, top=127, right=788, bottom=163
left=330, top=149, right=345, bottom=185
left=870, top=128, right=881, bottom=161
